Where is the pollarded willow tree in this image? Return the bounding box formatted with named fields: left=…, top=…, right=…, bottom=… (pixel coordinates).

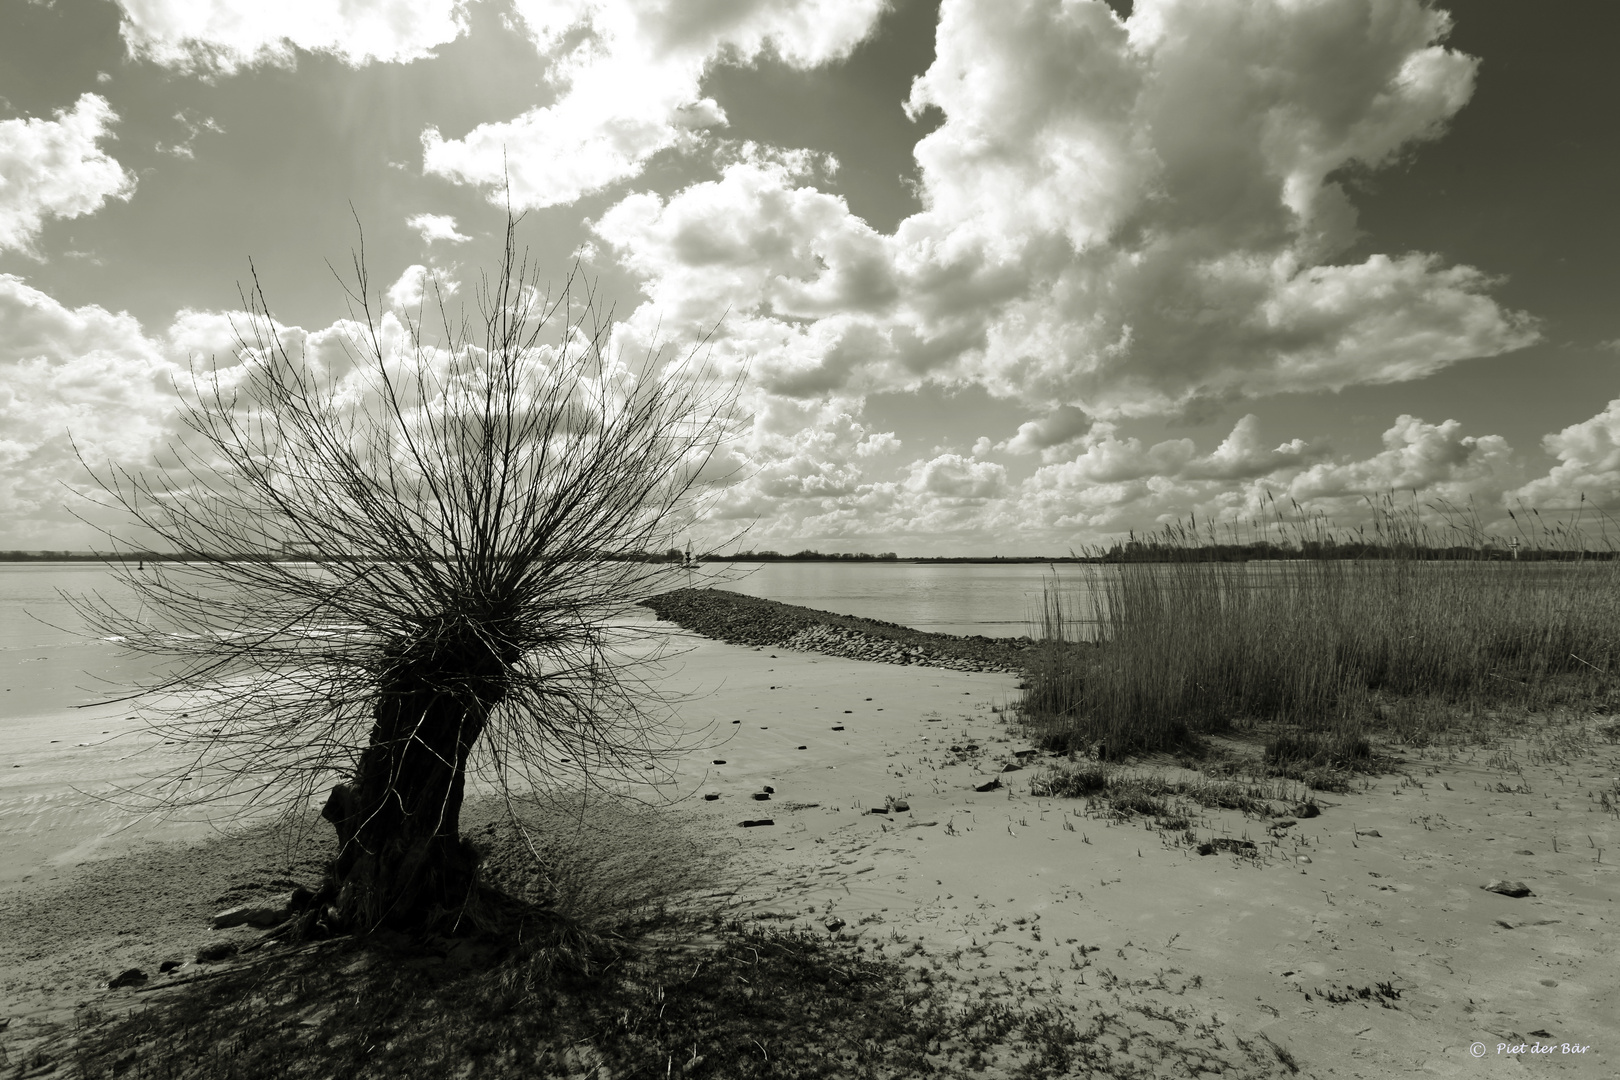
left=75, top=217, right=741, bottom=935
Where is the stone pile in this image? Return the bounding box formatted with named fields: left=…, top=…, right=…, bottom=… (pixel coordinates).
left=641, top=587, right=1047, bottom=674
left=781, top=623, right=1016, bottom=673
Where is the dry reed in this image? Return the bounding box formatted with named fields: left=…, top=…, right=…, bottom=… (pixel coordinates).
left=1022, top=495, right=1620, bottom=758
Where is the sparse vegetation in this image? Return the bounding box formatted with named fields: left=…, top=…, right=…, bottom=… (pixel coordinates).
left=1020, top=495, right=1620, bottom=762
left=73, top=215, right=741, bottom=937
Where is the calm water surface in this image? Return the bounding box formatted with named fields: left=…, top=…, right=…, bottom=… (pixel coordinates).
left=2, top=561, right=1077, bottom=722
left=700, top=561, right=1077, bottom=638
left=0, top=563, right=158, bottom=723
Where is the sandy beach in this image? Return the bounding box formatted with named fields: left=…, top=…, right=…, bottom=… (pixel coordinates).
left=3, top=623, right=1617, bottom=1077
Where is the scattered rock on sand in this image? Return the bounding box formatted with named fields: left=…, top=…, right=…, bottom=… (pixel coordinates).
left=975, top=778, right=1002, bottom=792
left=1483, top=879, right=1533, bottom=898
left=212, top=894, right=295, bottom=930
left=196, top=941, right=239, bottom=963
left=105, top=967, right=147, bottom=989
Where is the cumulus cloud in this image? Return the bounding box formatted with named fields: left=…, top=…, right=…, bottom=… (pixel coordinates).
left=1287, top=415, right=1515, bottom=504
left=1014, top=412, right=1518, bottom=541
left=406, top=213, right=470, bottom=244
left=1514, top=400, right=1620, bottom=510
left=114, top=0, right=470, bottom=73
left=906, top=453, right=1007, bottom=501
left=0, top=95, right=134, bottom=256
left=595, top=0, right=1535, bottom=447
left=0, top=276, right=178, bottom=544
left=1003, top=405, right=1093, bottom=459
left=422, top=0, right=886, bottom=209
left=855, top=431, right=901, bottom=458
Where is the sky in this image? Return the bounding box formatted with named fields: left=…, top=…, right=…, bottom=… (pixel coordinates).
left=1, top=0, right=1617, bottom=555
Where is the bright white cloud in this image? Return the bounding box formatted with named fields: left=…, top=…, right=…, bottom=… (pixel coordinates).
left=0, top=276, right=178, bottom=544
left=114, top=0, right=470, bottom=73
left=1012, top=412, right=1519, bottom=542
left=1287, top=415, right=1515, bottom=504
left=906, top=453, right=1007, bottom=501
left=1515, top=400, right=1620, bottom=511
left=422, top=0, right=886, bottom=209
left=384, top=265, right=459, bottom=311
left=596, top=0, right=1535, bottom=446
left=0, top=95, right=134, bottom=256
left=407, top=213, right=471, bottom=244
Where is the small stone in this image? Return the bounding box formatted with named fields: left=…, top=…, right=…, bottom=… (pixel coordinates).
left=703, top=793, right=719, bottom=801
left=974, top=779, right=1002, bottom=792
left=1482, top=879, right=1533, bottom=898
left=1296, top=803, right=1321, bottom=819
left=106, top=968, right=147, bottom=989
left=763, top=785, right=774, bottom=794
left=1296, top=855, right=1312, bottom=864
left=1001, top=763, right=1023, bottom=773
left=158, top=959, right=183, bottom=973
left=212, top=895, right=294, bottom=930
left=889, top=800, right=910, bottom=813
left=1515, top=849, right=1535, bottom=856
left=1270, top=819, right=1297, bottom=830
left=823, top=917, right=846, bottom=933
left=196, top=941, right=239, bottom=963
left=752, top=792, right=771, bottom=801
left=1356, top=829, right=1382, bottom=838
left=832, top=726, right=844, bottom=731
left=869, top=807, right=890, bottom=815
left=740, top=819, right=774, bottom=828
left=713, top=759, right=727, bottom=764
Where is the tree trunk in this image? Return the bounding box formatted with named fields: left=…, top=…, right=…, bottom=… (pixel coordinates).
left=316, top=631, right=509, bottom=934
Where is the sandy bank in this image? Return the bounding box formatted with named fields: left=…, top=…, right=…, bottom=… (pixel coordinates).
left=3, top=621, right=1617, bottom=1077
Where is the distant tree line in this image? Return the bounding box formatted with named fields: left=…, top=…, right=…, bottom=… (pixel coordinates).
left=694, top=549, right=900, bottom=562
left=1095, top=539, right=1618, bottom=563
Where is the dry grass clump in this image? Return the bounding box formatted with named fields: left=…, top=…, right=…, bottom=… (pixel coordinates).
left=1031, top=766, right=1317, bottom=818
left=1022, top=496, right=1620, bottom=761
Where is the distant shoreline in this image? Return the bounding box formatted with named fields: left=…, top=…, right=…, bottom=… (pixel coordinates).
left=0, top=552, right=1089, bottom=565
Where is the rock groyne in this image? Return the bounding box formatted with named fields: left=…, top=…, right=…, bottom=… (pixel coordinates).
left=640, top=588, right=1040, bottom=673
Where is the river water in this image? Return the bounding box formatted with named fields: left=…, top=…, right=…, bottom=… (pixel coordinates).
left=1, top=561, right=1076, bottom=723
